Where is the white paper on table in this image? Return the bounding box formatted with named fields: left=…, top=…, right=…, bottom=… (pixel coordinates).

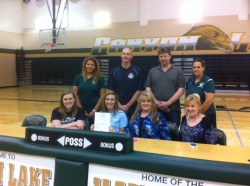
left=94, top=112, right=111, bottom=132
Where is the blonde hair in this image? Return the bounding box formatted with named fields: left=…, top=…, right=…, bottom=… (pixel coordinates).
left=130, top=91, right=158, bottom=124
left=82, top=56, right=100, bottom=84
left=184, top=93, right=201, bottom=109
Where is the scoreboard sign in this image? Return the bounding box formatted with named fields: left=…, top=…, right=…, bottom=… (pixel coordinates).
left=0, top=151, right=55, bottom=186
left=25, top=126, right=133, bottom=154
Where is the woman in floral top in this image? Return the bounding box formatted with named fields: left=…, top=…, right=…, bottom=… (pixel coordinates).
left=126, top=91, right=170, bottom=140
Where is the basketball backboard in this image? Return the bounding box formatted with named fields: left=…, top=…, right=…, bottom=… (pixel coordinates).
left=39, top=28, right=67, bottom=49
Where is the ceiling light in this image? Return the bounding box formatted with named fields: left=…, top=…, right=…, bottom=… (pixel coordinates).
left=94, top=11, right=111, bottom=28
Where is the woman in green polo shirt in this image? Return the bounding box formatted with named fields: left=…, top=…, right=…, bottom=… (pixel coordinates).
left=185, top=58, right=217, bottom=128
left=73, top=57, right=106, bottom=126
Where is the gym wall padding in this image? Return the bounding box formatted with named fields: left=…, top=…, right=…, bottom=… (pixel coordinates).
left=27, top=53, right=250, bottom=90
left=54, top=159, right=87, bottom=186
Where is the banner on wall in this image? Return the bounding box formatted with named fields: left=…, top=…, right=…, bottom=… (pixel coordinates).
left=88, top=164, right=236, bottom=186
left=91, top=25, right=249, bottom=55
left=0, top=151, right=55, bottom=186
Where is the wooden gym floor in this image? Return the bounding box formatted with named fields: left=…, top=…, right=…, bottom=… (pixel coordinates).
left=0, top=86, right=249, bottom=147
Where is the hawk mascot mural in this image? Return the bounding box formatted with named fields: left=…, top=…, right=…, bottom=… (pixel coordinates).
left=184, top=25, right=234, bottom=53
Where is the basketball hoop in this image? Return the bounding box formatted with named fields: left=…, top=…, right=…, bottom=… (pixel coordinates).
left=39, top=28, right=67, bottom=50
left=41, top=42, right=55, bottom=47
left=42, top=43, right=54, bottom=53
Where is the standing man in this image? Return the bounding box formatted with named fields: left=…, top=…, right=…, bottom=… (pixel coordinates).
left=106, top=48, right=144, bottom=120
left=145, top=47, right=185, bottom=127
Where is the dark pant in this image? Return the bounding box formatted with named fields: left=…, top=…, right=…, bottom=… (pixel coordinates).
left=126, top=113, right=133, bottom=124
left=158, top=110, right=181, bottom=128
left=206, top=112, right=217, bottom=128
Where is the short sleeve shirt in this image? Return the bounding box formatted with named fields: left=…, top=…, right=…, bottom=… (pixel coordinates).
left=186, top=75, right=215, bottom=115
left=110, top=110, right=128, bottom=132
left=51, top=107, right=86, bottom=124
left=145, top=65, right=185, bottom=110
left=106, top=65, right=143, bottom=114
left=73, top=74, right=106, bottom=112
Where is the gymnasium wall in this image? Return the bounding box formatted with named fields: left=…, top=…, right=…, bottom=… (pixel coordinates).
left=0, top=31, right=22, bottom=87
left=0, top=0, right=22, bottom=87
left=1, top=3, right=250, bottom=88
left=22, top=16, right=250, bottom=50
left=1, top=18, right=250, bottom=89
left=20, top=16, right=250, bottom=90
left=0, top=53, right=17, bottom=87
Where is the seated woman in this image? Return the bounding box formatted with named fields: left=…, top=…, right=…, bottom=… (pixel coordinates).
left=126, top=91, right=170, bottom=140
left=51, top=90, right=85, bottom=130
left=90, top=92, right=128, bottom=132
left=178, top=94, right=216, bottom=144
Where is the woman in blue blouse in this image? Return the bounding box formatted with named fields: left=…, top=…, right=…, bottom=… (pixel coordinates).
left=90, top=92, right=128, bottom=132
left=127, top=91, right=170, bottom=140
left=179, top=94, right=216, bottom=144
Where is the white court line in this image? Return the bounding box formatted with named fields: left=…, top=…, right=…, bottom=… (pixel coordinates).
left=0, top=112, right=50, bottom=118
left=223, top=129, right=250, bottom=132
left=227, top=111, right=244, bottom=147
left=0, top=112, right=28, bottom=116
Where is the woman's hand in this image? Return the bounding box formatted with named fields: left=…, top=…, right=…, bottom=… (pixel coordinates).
left=87, top=111, right=95, bottom=119
left=90, top=124, right=95, bottom=131
left=156, top=101, right=171, bottom=112
left=119, top=104, right=129, bottom=112
left=109, top=126, right=116, bottom=133
left=76, top=122, right=85, bottom=130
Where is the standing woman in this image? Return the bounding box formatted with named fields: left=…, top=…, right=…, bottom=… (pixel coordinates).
left=186, top=58, right=217, bottom=128
left=127, top=91, right=170, bottom=140
left=90, top=92, right=128, bottom=132
left=51, top=90, right=85, bottom=130
left=73, top=57, right=106, bottom=124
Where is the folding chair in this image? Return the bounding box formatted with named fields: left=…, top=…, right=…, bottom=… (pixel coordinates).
left=22, top=115, right=47, bottom=127
left=84, top=117, right=90, bottom=130
left=214, top=128, right=227, bottom=145
left=167, top=122, right=179, bottom=140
